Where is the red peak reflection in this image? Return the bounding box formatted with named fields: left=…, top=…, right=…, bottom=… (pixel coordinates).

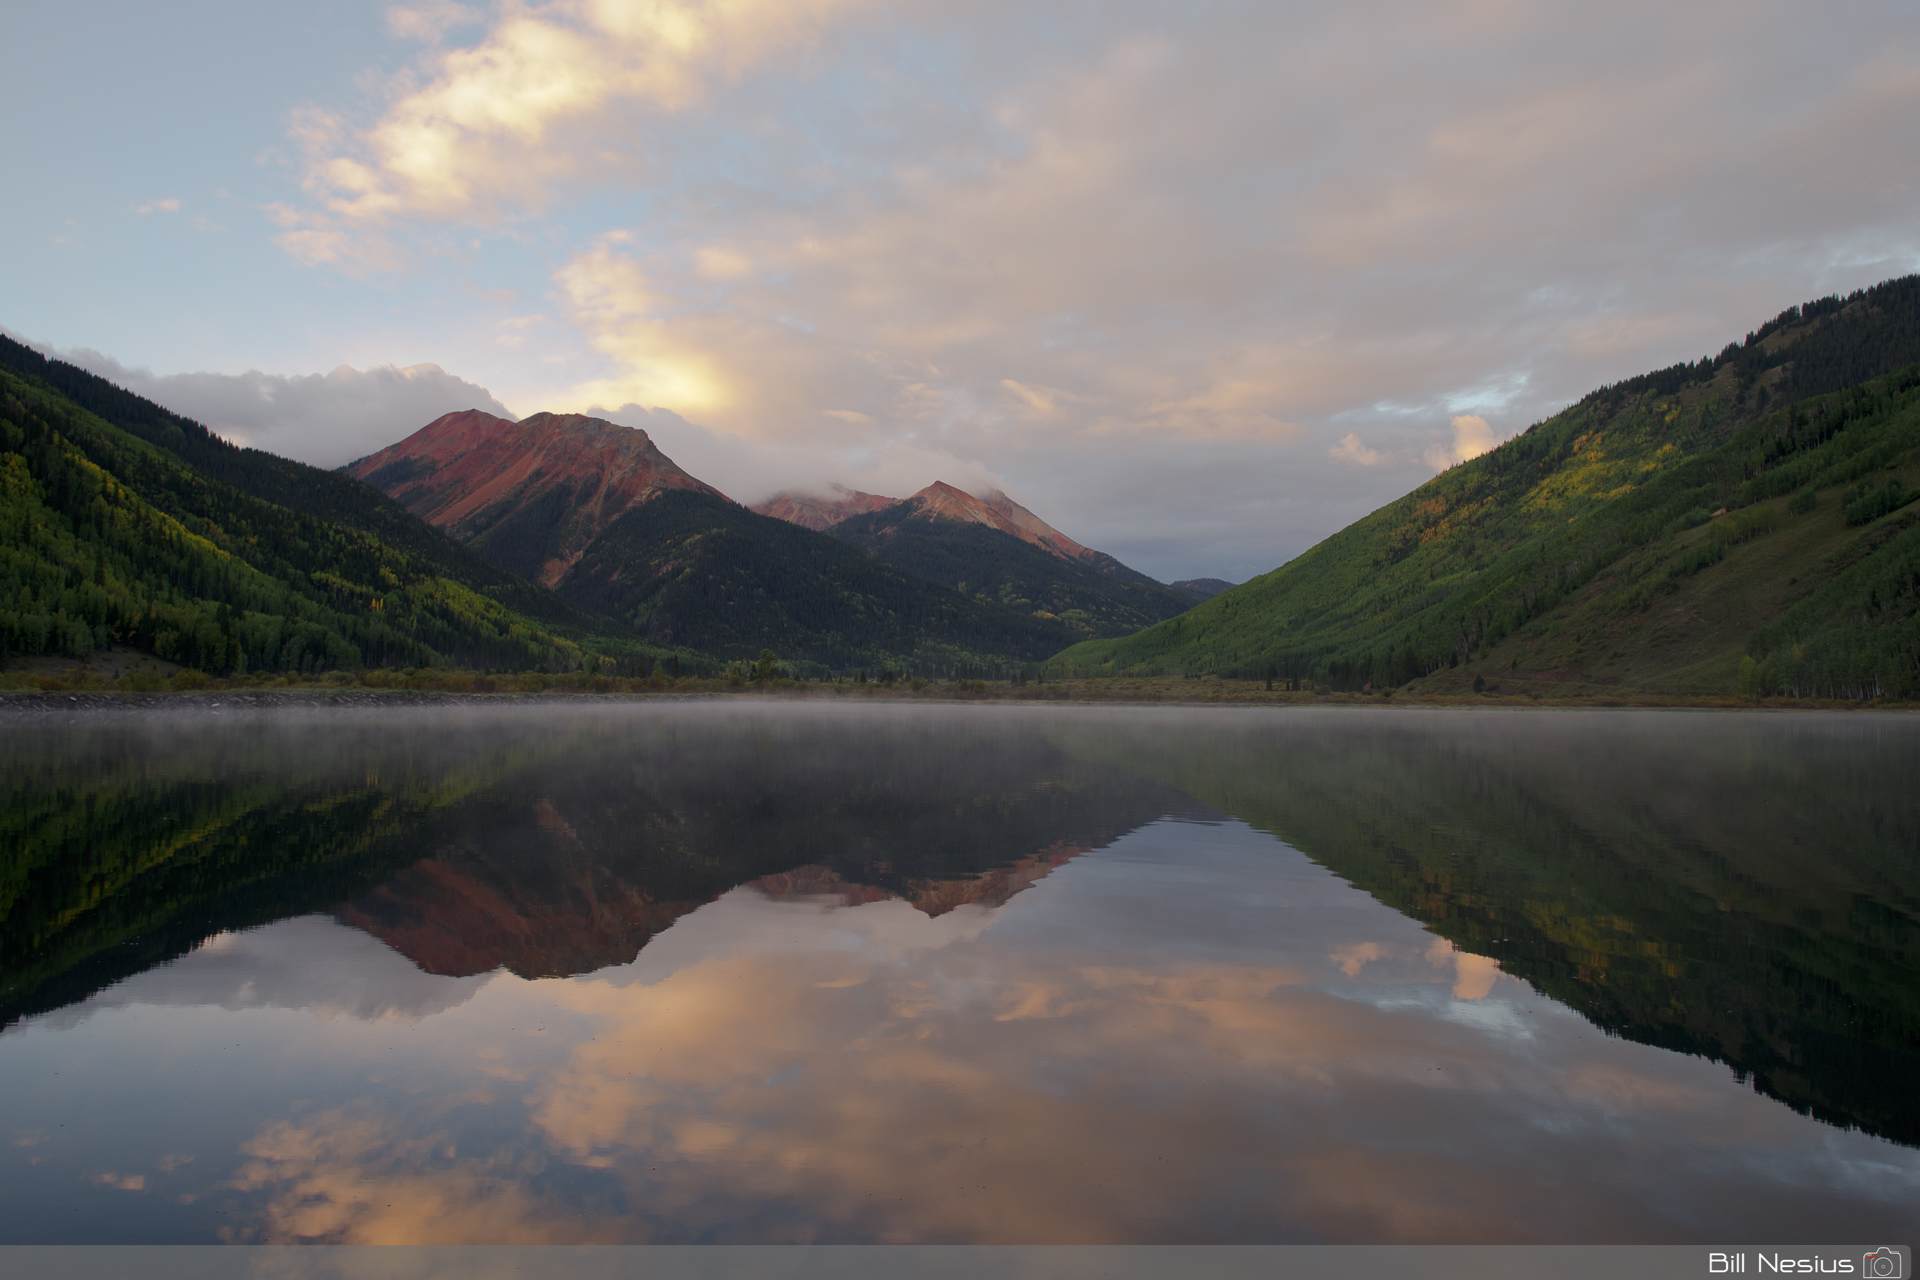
left=747, top=841, right=1089, bottom=918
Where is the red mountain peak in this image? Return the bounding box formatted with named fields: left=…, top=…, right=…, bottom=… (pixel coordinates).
left=904, top=482, right=1092, bottom=563
left=749, top=484, right=899, bottom=531
left=347, top=410, right=728, bottom=587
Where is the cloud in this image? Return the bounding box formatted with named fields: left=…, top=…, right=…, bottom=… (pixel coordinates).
left=385, top=1, right=482, bottom=43
left=1423, top=414, right=1501, bottom=472
left=586, top=401, right=1004, bottom=508
left=1331, top=433, right=1386, bottom=467
left=21, top=337, right=511, bottom=469
left=32, top=915, right=489, bottom=1029
left=133, top=198, right=180, bottom=215
left=279, top=0, right=855, bottom=249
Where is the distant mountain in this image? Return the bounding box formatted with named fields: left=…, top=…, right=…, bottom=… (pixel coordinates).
left=1054, top=274, right=1920, bottom=699
left=347, top=410, right=726, bottom=587
left=897, top=482, right=1096, bottom=561
left=0, top=337, right=661, bottom=675
left=1170, top=578, right=1234, bottom=600
left=751, top=485, right=898, bottom=531
left=826, top=482, right=1196, bottom=640
left=349, top=413, right=1077, bottom=666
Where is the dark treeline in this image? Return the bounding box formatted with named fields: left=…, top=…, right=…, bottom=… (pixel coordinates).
left=1582, top=274, right=1920, bottom=414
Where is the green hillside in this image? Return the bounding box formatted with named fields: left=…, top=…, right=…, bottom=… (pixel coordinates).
left=0, top=354, right=679, bottom=676
left=558, top=489, right=1076, bottom=668
left=829, top=503, right=1195, bottom=640
left=1052, top=275, right=1920, bottom=699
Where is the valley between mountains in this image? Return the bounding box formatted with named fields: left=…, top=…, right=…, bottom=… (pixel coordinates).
left=4, top=273, right=1920, bottom=700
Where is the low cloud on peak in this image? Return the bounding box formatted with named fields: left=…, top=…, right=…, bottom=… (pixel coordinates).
left=13, top=335, right=512, bottom=469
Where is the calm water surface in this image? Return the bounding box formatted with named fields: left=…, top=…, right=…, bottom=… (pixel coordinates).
left=1, top=703, right=1916, bottom=1243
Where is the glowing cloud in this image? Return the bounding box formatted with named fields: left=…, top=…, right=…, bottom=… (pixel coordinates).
left=1330, top=433, right=1385, bottom=466
left=1424, top=414, right=1501, bottom=471
left=281, top=0, right=853, bottom=240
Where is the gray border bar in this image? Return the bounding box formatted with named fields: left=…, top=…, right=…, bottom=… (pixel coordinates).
left=0, top=1245, right=1910, bottom=1280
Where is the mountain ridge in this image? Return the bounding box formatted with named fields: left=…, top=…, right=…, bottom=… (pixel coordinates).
left=348, top=409, right=727, bottom=587
left=347, top=415, right=1084, bottom=666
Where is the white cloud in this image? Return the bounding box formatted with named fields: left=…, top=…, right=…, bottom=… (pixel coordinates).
left=25, top=338, right=511, bottom=469
left=133, top=198, right=181, bottom=215
left=1330, top=433, right=1385, bottom=467
left=276, top=0, right=856, bottom=260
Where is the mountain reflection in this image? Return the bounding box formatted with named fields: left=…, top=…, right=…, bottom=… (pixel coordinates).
left=2, top=699, right=1916, bottom=1213
left=1, top=706, right=1185, bottom=1017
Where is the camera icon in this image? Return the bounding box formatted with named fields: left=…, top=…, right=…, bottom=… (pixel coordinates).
left=1863, top=1247, right=1903, bottom=1280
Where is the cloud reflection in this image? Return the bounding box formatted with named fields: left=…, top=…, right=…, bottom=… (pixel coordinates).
left=219, top=822, right=1920, bottom=1244
left=29, top=916, right=487, bottom=1031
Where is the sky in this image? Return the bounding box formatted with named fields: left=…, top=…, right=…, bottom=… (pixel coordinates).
left=5, top=1, right=1917, bottom=583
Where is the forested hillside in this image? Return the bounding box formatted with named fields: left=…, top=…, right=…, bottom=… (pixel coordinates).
left=557, top=489, right=1076, bottom=668
left=0, top=361, right=679, bottom=675
left=1052, top=275, right=1920, bottom=699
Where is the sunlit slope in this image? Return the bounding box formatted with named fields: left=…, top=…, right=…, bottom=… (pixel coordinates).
left=1052, top=276, right=1920, bottom=698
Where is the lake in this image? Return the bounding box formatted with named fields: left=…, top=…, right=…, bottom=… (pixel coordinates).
left=1, top=702, right=1916, bottom=1245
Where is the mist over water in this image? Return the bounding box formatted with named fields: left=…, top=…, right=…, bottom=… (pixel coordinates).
left=2, top=703, right=1916, bottom=1243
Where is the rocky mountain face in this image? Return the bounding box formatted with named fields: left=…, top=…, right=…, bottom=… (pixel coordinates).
left=750, top=485, right=898, bottom=531
left=757, top=481, right=1103, bottom=565
left=346, top=410, right=726, bottom=588
left=748, top=840, right=1087, bottom=918
left=903, top=482, right=1095, bottom=562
